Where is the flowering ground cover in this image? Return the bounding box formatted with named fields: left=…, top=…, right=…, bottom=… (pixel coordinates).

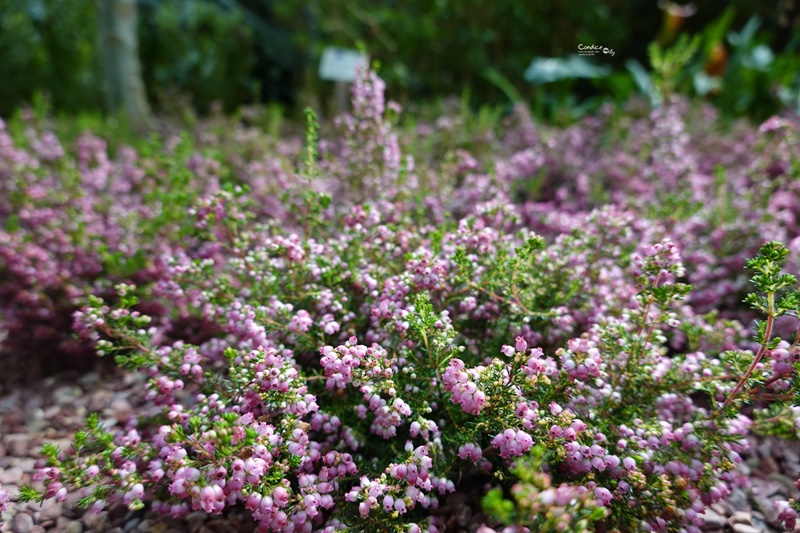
left=1, top=64, right=799, bottom=532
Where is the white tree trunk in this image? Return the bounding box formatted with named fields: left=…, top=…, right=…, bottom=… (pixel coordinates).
left=98, top=0, right=152, bottom=131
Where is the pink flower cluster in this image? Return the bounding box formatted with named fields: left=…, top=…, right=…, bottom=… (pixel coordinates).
left=442, top=359, right=487, bottom=415
left=491, top=428, right=534, bottom=459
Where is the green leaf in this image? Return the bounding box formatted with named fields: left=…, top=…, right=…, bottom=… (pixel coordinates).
left=17, top=485, right=43, bottom=502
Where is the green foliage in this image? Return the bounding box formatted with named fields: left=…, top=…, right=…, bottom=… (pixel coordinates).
left=302, top=107, right=320, bottom=179
left=138, top=0, right=259, bottom=113
left=649, top=34, right=702, bottom=103
left=0, top=0, right=102, bottom=116
left=483, top=446, right=607, bottom=532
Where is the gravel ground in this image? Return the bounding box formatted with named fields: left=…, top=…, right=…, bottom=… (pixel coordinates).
left=0, top=370, right=799, bottom=533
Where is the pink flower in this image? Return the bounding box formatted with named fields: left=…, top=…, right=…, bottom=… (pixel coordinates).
left=515, top=336, right=528, bottom=352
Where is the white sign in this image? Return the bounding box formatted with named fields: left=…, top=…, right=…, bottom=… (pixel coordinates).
left=319, top=47, right=365, bottom=82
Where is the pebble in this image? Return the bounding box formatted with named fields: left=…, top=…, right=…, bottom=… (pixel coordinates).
left=43, top=405, right=60, bottom=420
left=701, top=508, right=726, bottom=529
left=731, top=525, right=760, bottom=533
left=710, top=502, right=730, bottom=516
left=53, top=516, right=83, bottom=533
left=133, top=520, right=154, bottom=533
left=110, top=398, right=132, bottom=419
left=0, top=391, right=20, bottom=413
left=61, top=522, right=83, bottom=533
left=38, top=499, right=63, bottom=521
left=760, top=456, right=780, bottom=475
left=123, top=517, right=141, bottom=533
left=754, top=495, right=781, bottom=523
left=455, top=504, right=472, bottom=527
left=52, top=386, right=82, bottom=406
left=77, top=373, right=100, bottom=386
left=11, top=459, right=35, bottom=473
left=186, top=512, right=206, bottom=533
left=728, top=511, right=754, bottom=525
left=24, top=410, right=45, bottom=434
left=82, top=511, right=107, bottom=531
left=11, top=512, right=34, bottom=533
left=2, top=484, right=19, bottom=501
left=727, top=489, right=749, bottom=512
left=4, top=435, right=29, bottom=457
left=749, top=513, right=768, bottom=532
left=88, top=391, right=113, bottom=412
left=0, top=467, right=23, bottom=485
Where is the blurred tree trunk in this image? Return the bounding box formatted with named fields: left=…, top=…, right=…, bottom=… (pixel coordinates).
left=98, top=0, right=152, bottom=131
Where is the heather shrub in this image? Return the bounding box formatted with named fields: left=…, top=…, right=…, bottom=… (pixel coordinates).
left=0, top=109, right=303, bottom=376
left=18, top=197, right=800, bottom=531
left=5, top=63, right=800, bottom=532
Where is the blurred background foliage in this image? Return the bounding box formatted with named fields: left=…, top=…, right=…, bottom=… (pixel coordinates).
left=1, top=0, right=799, bottom=122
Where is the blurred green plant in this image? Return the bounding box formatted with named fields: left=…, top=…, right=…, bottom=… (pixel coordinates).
left=625, top=8, right=800, bottom=120
left=2, top=0, right=800, bottom=122
left=138, top=0, right=258, bottom=113
left=0, top=0, right=103, bottom=116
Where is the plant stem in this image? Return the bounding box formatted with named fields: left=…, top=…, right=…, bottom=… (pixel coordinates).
left=720, top=293, right=775, bottom=411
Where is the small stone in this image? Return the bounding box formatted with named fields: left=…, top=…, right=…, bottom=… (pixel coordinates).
left=77, top=373, right=100, bottom=386
left=38, top=499, right=62, bottom=521
left=728, top=511, right=753, bottom=526
left=756, top=441, right=772, bottom=458
left=12, top=459, right=35, bottom=473
left=731, top=525, right=759, bottom=533
left=760, top=455, right=779, bottom=475
left=108, top=503, right=128, bottom=520
left=43, top=405, right=61, bottom=419
left=736, top=461, right=751, bottom=476
left=134, top=520, right=154, bottom=533
left=82, top=511, right=107, bottom=531
left=710, top=503, right=728, bottom=515
left=754, top=495, right=781, bottom=523
left=28, top=527, right=45, bottom=533
left=146, top=524, right=170, bottom=533
left=11, top=512, right=34, bottom=533
left=52, top=386, right=82, bottom=406
left=186, top=512, right=206, bottom=533
left=54, top=518, right=79, bottom=533
left=727, top=489, right=749, bottom=512
left=749, top=513, right=768, bottom=532
left=88, top=391, right=113, bottom=412
left=455, top=503, right=472, bottom=527
left=0, top=467, right=23, bottom=485
left=110, top=398, right=132, bottom=418
left=2, top=484, right=19, bottom=501
left=204, top=520, right=233, bottom=533
left=123, top=517, right=141, bottom=533
left=25, top=410, right=45, bottom=434
left=0, top=391, right=21, bottom=413
left=62, top=521, right=83, bottom=533
left=701, top=508, right=726, bottom=530
left=4, top=435, right=29, bottom=457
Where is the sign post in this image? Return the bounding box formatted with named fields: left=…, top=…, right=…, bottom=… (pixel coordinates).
left=318, top=47, right=366, bottom=115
